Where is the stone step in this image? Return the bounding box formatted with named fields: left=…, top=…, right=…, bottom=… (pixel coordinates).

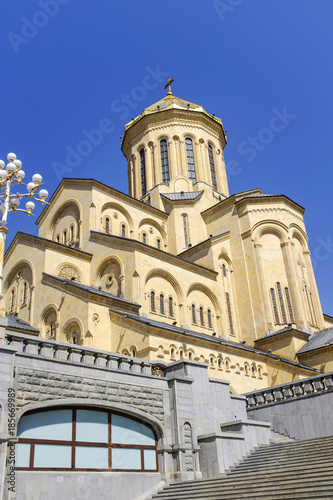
left=225, top=463, right=333, bottom=478
left=152, top=484, right=333, bottom=500
left=165, top=467, right=333, bottom=490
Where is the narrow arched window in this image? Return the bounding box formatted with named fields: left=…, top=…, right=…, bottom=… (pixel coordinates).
left=188, top=351, right=193, bottom=360
left=168, top=297, right=173, bottom=317
left=140, top=148, right=146, bottom=196
left=276, top=282, right=287, bottom=323
left=207, top=309, right=212, bottom=328
left=160, top=139, right=170, bottom=184
left=185, top=138, right=196, bottom=182
left=285, top=288, right=294, bottom=323
left=10, top=289, right=16, bottom=312
left=21, top=281, right=27, bottom=305
left=191, top=304, right=196, bottom=323
left=222, top=264, right=226, bottom=277
left=56, top=234, right=60, bottom=243
left=199, top=307, right=204, bottom=326
left=121, top=224, right=126, bottom=237
left=156, top=238, right=161, bottom=249
left=142, top=232, right=147, bottom=244
left=208, top=144, right=217, bottom=191
left=210, top=356, right=215, bottom=368
left=179, top=349, right=184, bottom=359
left=218, top=357, right=223, bottom=369
left=70, top=225, right=74, bottom=240
left=270, top=288, right=279, bottom=324
left=50, top=322, right=56, bottom=338
left=226, top=292, right=234, bottom=335
left=150, top=291, right=155, bottom=312
left=160, top=294, right=165, bottom=315
left=63, top=230, right=67, bottom=245
left=105, top=217, right=110, bottom=233
left=182, top=214, right=189, bottom=248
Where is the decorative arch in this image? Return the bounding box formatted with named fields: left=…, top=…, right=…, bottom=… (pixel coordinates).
left=4, top=259, right=35, bottom=290
left=56, top=263, right=82, bottom=283
left=139, top=218, right=167, bottom=242
left=252, top=220, right=289, bottom=243
left=40, top=303, right=59, bottom=339
left=49, top=199, right=82, bottom=243
left=100, top=202, right=134, bottom=233
left=187, top=283, right=221, bottom=316
left=145, top=269, right=183, bottom=304
left=289, top=224, right=308, bottom=249
left=62, top=317, right=84, bottom=345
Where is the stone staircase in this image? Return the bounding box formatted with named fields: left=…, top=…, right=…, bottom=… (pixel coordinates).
left=151, top=435, right=333, bottom=499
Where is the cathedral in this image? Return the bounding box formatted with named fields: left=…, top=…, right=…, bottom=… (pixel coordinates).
left=4, top=79, right=333, bottom=395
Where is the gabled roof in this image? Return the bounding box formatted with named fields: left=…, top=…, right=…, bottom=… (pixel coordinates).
left=6, top=315, right=39, bottom=334
left=297, top=328, right=333, bottom=354
left=161, top=191, right=203, bottom=202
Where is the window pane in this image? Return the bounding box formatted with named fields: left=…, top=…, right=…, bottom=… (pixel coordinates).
left=18, top=410, right=72, bottom=440
left=144, top=449, right=157, bottom=470
left=16, top=443, right=30, bottom=467
left=34, top=444, right=72, bottom=468
left=75, top=446, right=108, bottom=469
left=112, top=415, right=155, bottom=445
left=76, top=409, right=108, bottom=443
left=112, top=448, right=141, bottom=470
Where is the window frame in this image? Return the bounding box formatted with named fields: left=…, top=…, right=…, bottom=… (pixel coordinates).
left=185, top=137, right=196, bottom=182
left=140, top=148, right=147, bottom=196
left=208, top=144, right=217, bottom=191
left=160, top=139, right=170, bottom=184
left=16, top=407, right=159, bottom=472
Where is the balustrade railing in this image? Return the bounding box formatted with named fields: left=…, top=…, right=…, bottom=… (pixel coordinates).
left=245, top=372, right=333, bottom=408
left=5, top=332, right=154, bottom=376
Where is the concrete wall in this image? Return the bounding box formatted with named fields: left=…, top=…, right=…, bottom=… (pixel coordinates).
left=246, top=372, right=333, bottom=440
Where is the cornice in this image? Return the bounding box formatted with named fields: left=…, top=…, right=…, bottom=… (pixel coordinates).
left=90, top=231, right=218, bottom=280
left=4, top=232, right=93, bottom=265
left=178, top=231, right=230, bottom=259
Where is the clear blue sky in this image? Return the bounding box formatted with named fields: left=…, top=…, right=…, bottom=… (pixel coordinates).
left=1, top=1, right=333, bottom=314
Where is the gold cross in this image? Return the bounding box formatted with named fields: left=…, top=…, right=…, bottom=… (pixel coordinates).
left=164, top=76, right=174, bottom=95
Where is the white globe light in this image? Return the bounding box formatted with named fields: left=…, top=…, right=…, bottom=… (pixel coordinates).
left=27, top=182, right=35, bottom=192
left=32, top=173, right=42, bottom=185
left=0, top=170, right=7, bottom=179
left=6, top=163, right=16, bottom=173
left=7, top=153, right=16, bottom=162
left=26, top=201, right=35, bottom=211
left=39, top=189, right=48, bottom=200
left=13, top=159, right=22, bottom=168
left=16, top=170, right=25, bottom=180
left=0, top=160, right=5, bottom=169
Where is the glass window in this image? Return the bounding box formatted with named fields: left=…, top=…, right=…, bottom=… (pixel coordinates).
left=121, top=224, right=126, bottom=237
left=270, top=288, right=279, bottom=324
left=142, top=232, right=147, bottom=244
left=285, top=288, right=294, bottom=323
left=208, top=145, right=217, bottom=190
left=157, top=238, right=161, bottom=249
left=276, top=282, right=287, bottom=323
left=160, top=139, right=170, bottom=184
left=169, top=297, right=173, bottom=317
left=222, top=264, right=226, bottom=277
left=140, top=148, right=146, bottom=196
left=15, top=443, right=30, bottom=468
left=34, top=444, right=72, bottom=468
left=192, top=304, right=196, bottom=323
left=207, top=309, right=212, bottom=328
left=112, top=448, right=141, bottom=470
left=199, top=307, right=204, bottom=326
left=18, top=409, right=72, bottom=440
left=160, top=294, right=165, bottom=315
left=226, top=292, right=234, bottom=335
left=144, top=449, right=157, bottom=470
left=112, top=414, right=155, bottom=445
left=21, top=281, right=27, bottom=305
left=75, top=446, right=108, bottom=469
left=183, top=215, right=189, bottom=248
left=185, top=138, right=196, bottom=182
left=70, top=225, right=74, bottom=240
left=76, top=409, right=108, bottom=443
left=105, top=217, right=110, bottom=233
left=16, top=408, right=158, bottom=471
left=63, top=230, right=67, bottom=245
left=151, top=291, right=155, bottom=311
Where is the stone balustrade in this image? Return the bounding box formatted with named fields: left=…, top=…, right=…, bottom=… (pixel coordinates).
left=5, top=331, right=154, bottom=376
left=245, top=372, right=333, bottom=408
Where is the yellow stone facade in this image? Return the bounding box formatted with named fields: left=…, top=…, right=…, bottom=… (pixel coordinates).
left=3, top=90, right=331, bottom=394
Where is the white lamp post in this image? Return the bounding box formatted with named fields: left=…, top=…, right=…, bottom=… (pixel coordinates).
left=0, top=152, right=48, bottom=318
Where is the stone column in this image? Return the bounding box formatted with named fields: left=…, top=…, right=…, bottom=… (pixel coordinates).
left=304, top=250, right=324, bottom=329
left=168, top=139, right=176, bottom=180
left=180, top=139, right=187, bottom=177
left=281, top=241, right=304, bottom=328
left=145, top=146, right=152, bottom=192
left=253, top=242, right=273, bottom=331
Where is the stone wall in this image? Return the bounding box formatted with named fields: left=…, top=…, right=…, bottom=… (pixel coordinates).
left=246, top=372, right=333, bottom=440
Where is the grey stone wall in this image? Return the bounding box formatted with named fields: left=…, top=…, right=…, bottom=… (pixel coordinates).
left=16, top=366, right=164, bottom=422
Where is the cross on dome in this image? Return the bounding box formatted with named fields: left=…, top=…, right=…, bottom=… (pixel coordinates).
left=164, top=76, right=174, bottom=96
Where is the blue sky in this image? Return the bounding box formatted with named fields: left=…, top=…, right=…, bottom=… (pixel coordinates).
left=1, top=0, right=333, bottom=314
